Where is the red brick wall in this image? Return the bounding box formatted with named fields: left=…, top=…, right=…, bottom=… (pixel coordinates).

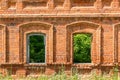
left=0, top=0, right=120, bottom=77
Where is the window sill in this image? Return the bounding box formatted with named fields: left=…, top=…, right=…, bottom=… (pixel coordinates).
left=72, top=63, right=94, bottom=69
left=48, top=62, right=71, bottom=65
left=24, top=63, right=47, bottom=67
left=101, top=63, right=114, bottom=66
left=0, top=63, right=23, bottom=66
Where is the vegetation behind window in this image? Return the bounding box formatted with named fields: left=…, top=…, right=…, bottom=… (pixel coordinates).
left=73, top=33, right=92, bottom=63
left=29, top=34, right=45, bottom=63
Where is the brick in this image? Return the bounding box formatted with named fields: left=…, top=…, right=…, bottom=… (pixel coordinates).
left=0, top=0, right=120, bottom=76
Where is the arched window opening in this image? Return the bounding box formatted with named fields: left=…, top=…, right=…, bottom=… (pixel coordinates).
left=73, top=33, right=92, bottom=63
left=27, top=33, right=46, bottom=64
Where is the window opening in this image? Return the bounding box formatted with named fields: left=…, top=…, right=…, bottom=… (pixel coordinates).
left=73, top=33, right=92, bottom=63
left=27, top=34, right=46, bottom=63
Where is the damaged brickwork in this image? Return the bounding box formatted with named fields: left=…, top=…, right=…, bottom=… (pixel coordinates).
left=0, top=0, right=120, bottom=77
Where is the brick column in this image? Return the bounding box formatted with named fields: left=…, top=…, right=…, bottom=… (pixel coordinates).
left=63, top=0, right=71, bottom=10
left=16, top=0, right=23, bottom=11
left=94, top=0, right=103, bottom=9
left=111, top=0, right=119, bottom=8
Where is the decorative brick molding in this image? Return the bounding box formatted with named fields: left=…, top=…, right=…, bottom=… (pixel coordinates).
left=18, top=21, right=53, bottom=64
left=113, top=23, right=120, bottom=65
left=0, top=0, right=120, bottom=77
left=0, top=24, right=6, bottom=64
left=66, top=21, right=102, bottom=67
left=0, top=0, right=119, bottom=14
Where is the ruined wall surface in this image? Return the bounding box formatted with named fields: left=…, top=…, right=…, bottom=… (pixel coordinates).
left=0, top=0, right=120, bottom=76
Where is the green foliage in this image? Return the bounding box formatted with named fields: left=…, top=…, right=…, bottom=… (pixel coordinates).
left=73, top=33, right=92, bottom=63
left=112, top=65, right=119, bottom=80
left=0, top=69, right=120, bottom=80
left=29, top=35, right=45, bottom=63
left=29, top=33, right=92, bottom=63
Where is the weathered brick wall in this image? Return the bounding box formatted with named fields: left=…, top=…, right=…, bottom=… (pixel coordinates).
left=0, top=0, right=120, bottom=77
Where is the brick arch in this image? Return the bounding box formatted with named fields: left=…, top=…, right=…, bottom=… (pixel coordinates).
left=113, top=23, right=120, bottom=65
left=18, top=21, right=53, bottom=64
left=0, top=24, right=6, bottom=64
left=66, top=21, right=101, bottom=68
left=66, top=21, right=100, bottom=27
left=18, top=21, right=53, bottom=28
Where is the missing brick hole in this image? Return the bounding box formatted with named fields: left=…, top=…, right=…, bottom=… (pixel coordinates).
left=23, top=0, right=48, bottom=8
left=102, top=0, right=112, bottom=7
left=72, top=0, right=96, bottom=7
left=54, top=0, right=64, bottom=7
left=8, top=1, right=16, bottom=9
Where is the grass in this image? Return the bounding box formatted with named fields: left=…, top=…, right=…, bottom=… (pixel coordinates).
left=0, top=66, right=119, bottom=80
left=0, top=73, right=118, bottom=80
left=0, top=71, right=119, bottom=80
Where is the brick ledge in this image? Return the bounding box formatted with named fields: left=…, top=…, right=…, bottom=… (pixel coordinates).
left=0, top=13, right=120, bottom=18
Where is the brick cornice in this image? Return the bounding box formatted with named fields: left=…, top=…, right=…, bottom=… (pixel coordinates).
left=0, top=13, right=120, bottom=18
